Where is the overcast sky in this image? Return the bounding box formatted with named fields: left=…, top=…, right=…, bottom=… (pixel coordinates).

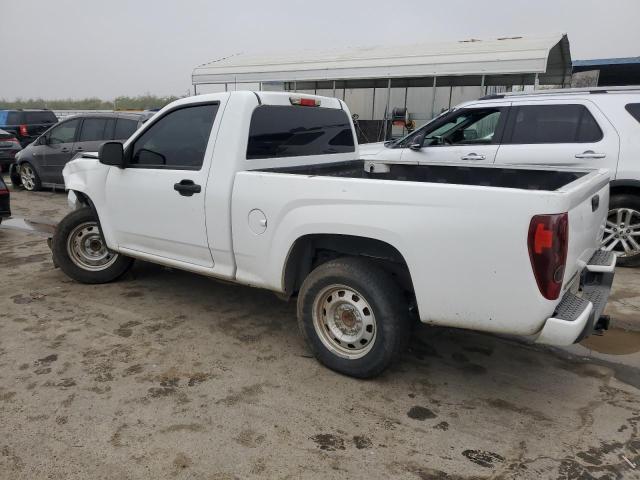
left=2, top=0, right=639, bottom=100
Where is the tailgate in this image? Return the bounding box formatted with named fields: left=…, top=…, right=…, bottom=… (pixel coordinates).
left=562, top=171, right=610, bottom=292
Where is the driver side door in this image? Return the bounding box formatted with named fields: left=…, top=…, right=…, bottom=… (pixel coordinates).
left=400, top=104, right=509, bottom=164
left=104, top=102, right=220, bottom=267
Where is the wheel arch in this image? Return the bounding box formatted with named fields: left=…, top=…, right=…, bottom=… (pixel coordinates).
left=68, top=190, right=107, bottom=245
left=610, top=179, right=640, bottom=198
left=282, top=233, right=417, bottom=309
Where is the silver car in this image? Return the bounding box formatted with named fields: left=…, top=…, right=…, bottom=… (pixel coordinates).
left=12, top=112, right=154, bottom=191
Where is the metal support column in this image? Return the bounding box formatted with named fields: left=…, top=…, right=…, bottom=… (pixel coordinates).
left=332, top=80, right=336, bottom=98
left=430, top=76, right=437, bottom=118
left=384, top=78, right=391, bottom=141
left=534, top=73, right=539, bottom=91
left=480, top=75, right=485, bottom=95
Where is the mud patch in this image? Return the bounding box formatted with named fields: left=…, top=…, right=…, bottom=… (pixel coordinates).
left=187, top=372, right=210, bottom=386
left=123, top=364, right=144, bottom=376
left=434, top=421, right=449, bottom=431
left=11, top=292, right=46, bottom=304
left=485, top=398, right=551, bottom=423
left=0, top=392, right=16, bottom=402
left=462, top=450, right=504, bottom=468
left=114, top=321, right=141, bottom=338
left=216, top=383, right=265, bottom=406
left=160, top=424, right=205, bottom=434
left=581, top=328, right=640, bottom=355
left=148, top=387, right=175, bottom=398
left=352, top=435, right=372, bottom=449
left=235, top=428, right=266, bottom=448
left=407, top=406, right=437, bottom=421
left=35, top=354, right=58, bottom=366
left=311, top=434, right=345, bottom=451
left=173, top=452, right=192, bottom=469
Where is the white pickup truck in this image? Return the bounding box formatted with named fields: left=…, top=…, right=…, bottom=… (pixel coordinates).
left=54, top=91, right=616, bottom=378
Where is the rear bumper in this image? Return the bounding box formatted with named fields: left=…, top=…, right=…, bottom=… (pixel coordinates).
left=535, top=250, right=616, bottom=346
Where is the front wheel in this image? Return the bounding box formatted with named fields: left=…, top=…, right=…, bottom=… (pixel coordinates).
left=52, top=207, right=133, bottom=284
left=297, top=257, right=410, bottom=378
left=19, top=162, right=41, bottom=191
left=604, top=194, right=640, bottom=267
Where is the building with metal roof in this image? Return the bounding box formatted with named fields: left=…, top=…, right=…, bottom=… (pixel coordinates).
left=192, top=33, right=572, bottom=141
left=572, top=57, right=640, bottom=87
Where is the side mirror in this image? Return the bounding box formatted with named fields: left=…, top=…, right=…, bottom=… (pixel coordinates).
left=99, top=141, right=125, bottom=168
left=409, top=133, right=425, bottom=151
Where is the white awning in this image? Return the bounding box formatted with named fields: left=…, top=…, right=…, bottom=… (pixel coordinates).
left=192, top=33, right=571, bottom=86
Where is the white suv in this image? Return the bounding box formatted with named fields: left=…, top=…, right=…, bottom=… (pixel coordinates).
left=360, top=86, right=640, bottom=266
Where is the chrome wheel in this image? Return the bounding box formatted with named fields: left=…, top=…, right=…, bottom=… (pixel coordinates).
left=66, top=222, right=118, bottom=271
left=20, top=164, right=36, bottom=191
left=603, top=208, right=640, bottom=257
left=312, top=284, right=377, bottom=360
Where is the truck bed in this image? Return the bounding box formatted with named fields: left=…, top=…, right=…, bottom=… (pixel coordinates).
left=258, top=160, right=587, bottom=191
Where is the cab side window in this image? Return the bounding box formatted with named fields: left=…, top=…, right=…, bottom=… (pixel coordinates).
left=504, top=104, right=603, bottom=144
left=129, top=104, right=218, bottom=169
left=49, top=119, right=80, bottom=144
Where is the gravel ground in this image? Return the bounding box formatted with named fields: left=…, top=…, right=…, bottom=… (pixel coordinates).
left=1, top=184, right=639, bottom=480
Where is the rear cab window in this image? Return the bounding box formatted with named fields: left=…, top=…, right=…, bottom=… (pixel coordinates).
left=504, top=104, right=603, bottom=144
left=626, top=103, right=640, bottom=123
left=247, top=105, right=355, bottom=159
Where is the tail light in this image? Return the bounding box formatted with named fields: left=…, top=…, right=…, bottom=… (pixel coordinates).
left=19, top=124, right=28, bottom=137
left=290, top=96, right=320, bottom=107
left=528, top=213, right=569, bottom=300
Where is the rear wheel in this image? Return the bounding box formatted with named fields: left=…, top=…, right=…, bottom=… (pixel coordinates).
left=297, top=257, right=410, bottom=378
left=604, top=194, right=640, bottom=267
left=52, top=207, right=133, bottom=283
left=19, top=162, right=41, bottom=191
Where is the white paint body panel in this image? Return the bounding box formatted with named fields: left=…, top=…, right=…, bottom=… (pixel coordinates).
left=63, top=91, right=612, bottom=345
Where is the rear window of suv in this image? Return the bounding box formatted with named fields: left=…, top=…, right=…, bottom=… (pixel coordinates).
left=626, top=104, right=640, bottom=123
left=247, top=105, right=355, bottom=160
left=24, top=111, right=58, bottom=124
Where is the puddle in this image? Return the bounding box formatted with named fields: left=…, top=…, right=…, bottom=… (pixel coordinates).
left=580, top=329, right=640, bottom=355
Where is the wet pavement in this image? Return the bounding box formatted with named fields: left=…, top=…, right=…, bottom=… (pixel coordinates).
left=1, top=180, right=639, bottom=480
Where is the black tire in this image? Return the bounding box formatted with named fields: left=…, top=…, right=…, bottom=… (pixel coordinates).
left=9, top=163, right=22, bottom=187
left=52, top=207, right=133, bottom=284
left=297, top=257, right=410, bottom=378
left=608, top=194, right=640, bottom=267
left=19, top=162, right=41, bottom=191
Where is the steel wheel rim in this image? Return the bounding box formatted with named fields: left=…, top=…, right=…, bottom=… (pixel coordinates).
left=20, top=164, right=35, bottom=190
left=312, top=284, right=377, bottom=360
left=66, top=221, right=118, bottom=271
left=603, top=208, right=640, bottom=257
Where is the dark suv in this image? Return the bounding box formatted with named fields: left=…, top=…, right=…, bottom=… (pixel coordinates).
left=0, top=109, right=59, bottom=147
left=11, top=111, right=154, bottom=190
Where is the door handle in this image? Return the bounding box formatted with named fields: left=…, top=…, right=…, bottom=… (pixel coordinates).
left=75, top=147, right=83, bottom=151
left=575, top=150, right=606, bottom=159
left=461, top=153, right=486, bottom=161
left=173, top=179, right=201, bottom=197
left=61, top=148, right=70, bottom=153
